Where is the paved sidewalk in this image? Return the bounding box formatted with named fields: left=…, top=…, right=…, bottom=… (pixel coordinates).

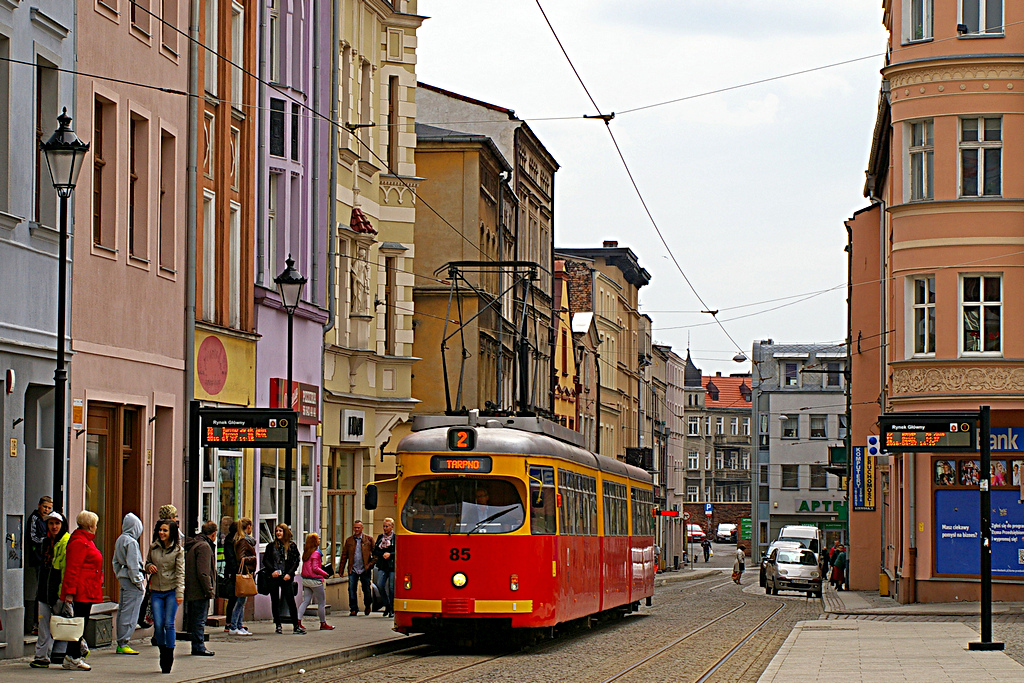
left=0, top=614, right=422, bottom=683
left=824, top=585, right=1024, bottom=617
left=758, top=619, right=1024, bottom=682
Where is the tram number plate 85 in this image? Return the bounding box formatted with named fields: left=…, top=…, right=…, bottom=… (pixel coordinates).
left=450, top=548, right=471, bottom=561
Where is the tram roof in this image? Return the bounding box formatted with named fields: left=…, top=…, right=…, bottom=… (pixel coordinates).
left=400, top=414, right=653, bottom=484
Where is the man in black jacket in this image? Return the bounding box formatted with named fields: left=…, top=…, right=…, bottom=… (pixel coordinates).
left=184, top=522, right=218, bottom=656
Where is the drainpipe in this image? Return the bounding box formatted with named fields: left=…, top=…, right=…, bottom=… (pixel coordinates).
left=255, top=0, right=267, bottom=284
left=323, top=0, right=339, bottom=339
left=310, top=0, right=320, bottom=304
left=496, top=173, right=506, bottom=409
left=183, top=0, right=200, bottom=530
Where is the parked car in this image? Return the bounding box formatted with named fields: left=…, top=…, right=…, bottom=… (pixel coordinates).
left=764, top=546, right=823, bottom=598
left=686, top=524, right=706, bottom=542
left=759, top=540, right=803, bottom=587
left=715, top=523, right=737, bottom=543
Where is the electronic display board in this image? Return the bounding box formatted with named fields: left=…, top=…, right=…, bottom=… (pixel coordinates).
left=200, top=409, right=298, bottom=448
left=430, top=455, right=493, bottom=473
left=880, top=413, right=977, bottom=452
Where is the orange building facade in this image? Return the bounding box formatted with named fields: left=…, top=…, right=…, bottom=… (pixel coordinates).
left=848, top=0, right=1024, bottom=602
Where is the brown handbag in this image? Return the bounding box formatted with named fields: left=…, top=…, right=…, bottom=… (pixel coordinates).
left=235, top=560, right=257, bottom=597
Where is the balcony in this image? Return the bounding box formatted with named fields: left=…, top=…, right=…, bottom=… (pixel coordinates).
left=714, top=469, right=751, bottom=482
left=713, top=434, right=751, bottom=446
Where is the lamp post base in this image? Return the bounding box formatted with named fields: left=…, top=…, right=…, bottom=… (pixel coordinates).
left=968, top=641, right=1005, bottom=651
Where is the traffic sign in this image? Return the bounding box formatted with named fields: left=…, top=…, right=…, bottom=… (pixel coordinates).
left=682, top=511, right=690, bottom=520
left=704, top=502, right=713, bottom=516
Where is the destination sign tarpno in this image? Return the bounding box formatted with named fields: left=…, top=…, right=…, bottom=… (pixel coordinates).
left=879, top=412, right=978, bottom=452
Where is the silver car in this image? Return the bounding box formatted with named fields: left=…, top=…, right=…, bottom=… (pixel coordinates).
left=764, top=546, right=822, bottom=598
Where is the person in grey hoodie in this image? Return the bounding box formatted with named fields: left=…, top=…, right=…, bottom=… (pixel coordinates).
left=112, top=512, right=146, bottom=655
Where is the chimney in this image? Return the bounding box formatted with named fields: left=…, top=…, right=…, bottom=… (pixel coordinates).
left=603, top=240, right=618, bottom=248
left=716, top=371, right=722, bottom=377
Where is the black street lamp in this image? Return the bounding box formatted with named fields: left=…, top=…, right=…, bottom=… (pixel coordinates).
left=274, top=255, right=306, bottom=526
left=40, top=108, right=89, bottom=513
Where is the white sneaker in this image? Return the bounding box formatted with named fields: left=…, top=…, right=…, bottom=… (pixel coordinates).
left=240, top=628, right=253, bottom=636
left=229, top=628, right=253, bottom=636
left=62, top=657, right=91, bottom=671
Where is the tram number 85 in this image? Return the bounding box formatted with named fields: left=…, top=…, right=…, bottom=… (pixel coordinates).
left=450, top=548, right=470, bottom=561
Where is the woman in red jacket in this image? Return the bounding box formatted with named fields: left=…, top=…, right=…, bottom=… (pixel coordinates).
left=60, top=510, right=104, bottom=671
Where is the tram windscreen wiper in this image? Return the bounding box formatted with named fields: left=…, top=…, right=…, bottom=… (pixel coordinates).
left=466, top=507, right=517, bottom=535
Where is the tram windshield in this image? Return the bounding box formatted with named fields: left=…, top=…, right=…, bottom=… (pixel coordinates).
left=401, top=478, right=525, bottom=534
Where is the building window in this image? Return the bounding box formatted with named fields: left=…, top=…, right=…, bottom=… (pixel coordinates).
left=962, top=274, right=1001, bottom=354
left=960, top=117, right=1001, bottom=197
left=909, top=119, right=933, bottom=201
left=704, top=454, right=710, bottom=470
left=715, top=451, right=723, bottom=470
left=961, top=0, right=1003, bottom=34
left=782, top=416, right=798, bottom=439
left=810, top=465, right=828, bottom=490
left=204, top=0, right=218, bottom=95
left=231, top=2, right=243, bottom=109
left=267, top=174, right=278, bottom=275
left=202, top=190, right=216, bottom=322
left=826, top=362, right=842, bottom=387
left=161, top=0, right=178, bottom=52
left=0, top=37, right=9, bottom=212
left=715, top=417, right=723, bottom=434
left=781, top=464, right=799, bottom=490
left=131, top=0, right=151, bottom=33
left=742, top=454, right=750, bottom=470
left=784, top=362, right=798, bottom=386
left=743, top=418, right=750, bottom=436
left=158, top=131, right=176, bottom=270
left=905, top=0, right=932, bottom=41
left=228, top=201, right=241, bottom=328
left=387, top=75, right=400, bottom=171
left=687, top=451, right=699, bottom=470
left=268, top=0, right=280, bottom=82
left=688, top=416, right=699, bottom=436
left=35, top=60, right=57, bottom=228
left=92, top=99, right=108, bottom=245
left=912, top=276, right=935, bottom=355
left=290, top=103, right=300, bottom=161
left=730, top=417, right=739, bottom=435
left=839, top=414, right=848, bottom=440
left=359, top=60, right=372, bottom=150
left=759, top=464, right=769, bottom=485
left=270, top=99, right=285, bottom=157
left=810, top=415, right=827, bottom=439
left=128, top=115, right=149, bottom=259
left=704, top=417, right=711, bottom=435
left=686, top=486, right=698, bottom=503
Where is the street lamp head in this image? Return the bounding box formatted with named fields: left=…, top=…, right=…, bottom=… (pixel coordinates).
left=274, top=254, right=307, bottom=314
left=733, top=352, right=748, bottom=363
left=40, top=108, right=90, bottom=199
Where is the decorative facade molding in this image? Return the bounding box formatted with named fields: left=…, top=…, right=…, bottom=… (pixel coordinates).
left=892, top=365, right=1024, bottom=395
left=886, top=62, right=1024, bottom=89
left=29, top=6, right=69, bottom=40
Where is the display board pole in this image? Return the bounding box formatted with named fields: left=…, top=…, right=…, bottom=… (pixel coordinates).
left=970, top=405, right=1003, bottom=650
left=186, top=399, right=201, bottom=537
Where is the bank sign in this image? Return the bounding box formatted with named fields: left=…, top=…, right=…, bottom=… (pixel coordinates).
left=990, top=427, right=1024, bottom=451
left=935, top=489, right=1024, bottom=576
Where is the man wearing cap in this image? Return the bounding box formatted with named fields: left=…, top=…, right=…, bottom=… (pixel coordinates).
left=30, top=511, right=70, bottom=668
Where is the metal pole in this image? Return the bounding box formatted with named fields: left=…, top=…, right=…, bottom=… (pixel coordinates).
left=52, top=193, right=69, bottom=512
left=970, top=405, right=1003, bottom=649
left=186, top=400, right=201, bottom=536
left=284, top=311, right=294, bottom=525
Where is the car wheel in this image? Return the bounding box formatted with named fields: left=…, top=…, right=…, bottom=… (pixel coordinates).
left=806, top=591, right=814, bottom=599
left=759, top=570, right=765, bottom=587
left=815, top=590, right=822, bottom=599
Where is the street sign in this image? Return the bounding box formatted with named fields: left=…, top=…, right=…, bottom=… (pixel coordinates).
left=740, top=518, right=752, bottom=540
left=704, top=502, right=713, bottom=517
left=880, top=412, right=978, bottom=452
left=682, top=511, right=690, bottom=520
left=199, top=408, right=298, bottom=448
left=852, top=446, right=876, bottom=511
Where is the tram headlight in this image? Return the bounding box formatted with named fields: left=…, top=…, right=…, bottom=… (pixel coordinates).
left=404, top=573, right=412, bottom=590
left=452, top=572, right=468, bottom=589
left=510, top=574, right=519, bottom=591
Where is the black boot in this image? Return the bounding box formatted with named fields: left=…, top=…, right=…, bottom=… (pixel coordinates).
left=159, top=646, right=174, bottom=674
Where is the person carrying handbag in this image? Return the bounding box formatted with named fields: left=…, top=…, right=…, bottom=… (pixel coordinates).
left=30, top=511, right=70, bottom=668
left=263, top=523, right=304, bottom=634
left=229, top=518, right=257, bottom=636
left=297, top=532, right=334, bottom=630
left=60, top=510, right=104, bottom=671
left=372, top=518, right=396, bottom=618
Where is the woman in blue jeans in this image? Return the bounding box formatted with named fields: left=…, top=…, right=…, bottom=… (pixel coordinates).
left=229, top=518, right=257, bottom=636
left=147, top=520, right=184, bottom=674
left=372, top=518, right=396, bottom=618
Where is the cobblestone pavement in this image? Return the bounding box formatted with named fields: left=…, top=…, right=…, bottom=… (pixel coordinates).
left=278, top=572, right=822, bottom=683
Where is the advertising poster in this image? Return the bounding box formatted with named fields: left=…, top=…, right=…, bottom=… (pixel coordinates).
left=853, top=446, right=875, bottom=511
left=935, top=489, right=1024, bottom=576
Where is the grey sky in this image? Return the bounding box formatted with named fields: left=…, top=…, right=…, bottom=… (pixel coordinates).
left=416, top=1, right=888, bottom=376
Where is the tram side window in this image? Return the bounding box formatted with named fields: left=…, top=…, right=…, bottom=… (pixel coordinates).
left=631, top=486, right=654, bottom=536
left=582, top=474, right=597, bottom=536
left=603, top=481, right=628, bottom=536
left=530, top=465, right=557, bottom=535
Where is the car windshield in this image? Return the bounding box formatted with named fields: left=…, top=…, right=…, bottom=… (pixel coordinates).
left=777, top=536, right=809, bottom=549
left=401, top=478, right=525, bottom=534
left=776, top=549, right=818, bottom=566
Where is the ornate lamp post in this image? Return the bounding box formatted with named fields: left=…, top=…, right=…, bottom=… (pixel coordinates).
left=40, top=108, right=90, bottom=512
left=274, top=255, right=306, bottom=525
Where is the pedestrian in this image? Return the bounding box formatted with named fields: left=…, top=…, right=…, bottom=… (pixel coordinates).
left=112, top=512, right=146, bottom=655
left=30, top=511, right=70, bottom=668
left=147, top=519, right=185, bottom=674
left=229, top=517, right=256, bottom=636
left=373, top=518, right=396, bottom=618
left=298, top=532, right=334, bottom=630
left=263, top=523, right=305, bottom=634
left=732, top=543, right=746, bottom=584
left=184, top=521, right=218, bottom=657
left=138, top=504, right=179, bottom=632
left=339, top=520, right=375, bottom=616
left=60, top=510, right=104, bottom=671
left=830, top=544, right=847, bottom=590
left=222, top=520, right=238, bottom=633
left=701, top=538, right=712, bottom=563
left=27, top=496, right=54, bottom=635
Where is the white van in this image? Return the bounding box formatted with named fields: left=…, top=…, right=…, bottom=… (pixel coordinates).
left=776, top=525, right=823, bottom=556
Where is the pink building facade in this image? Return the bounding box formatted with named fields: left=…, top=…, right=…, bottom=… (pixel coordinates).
left=849, top=0, right=1024, bottom=603
left=69, top=0, right=189, bottom=600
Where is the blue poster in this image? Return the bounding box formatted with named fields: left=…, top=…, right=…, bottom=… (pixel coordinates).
left=852, top=447, right=864, bottom=508
left=935, top=490, right=1024, bottom=576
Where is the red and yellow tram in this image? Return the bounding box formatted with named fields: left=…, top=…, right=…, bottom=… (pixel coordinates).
left=389, top=414, right=656, bottom=636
